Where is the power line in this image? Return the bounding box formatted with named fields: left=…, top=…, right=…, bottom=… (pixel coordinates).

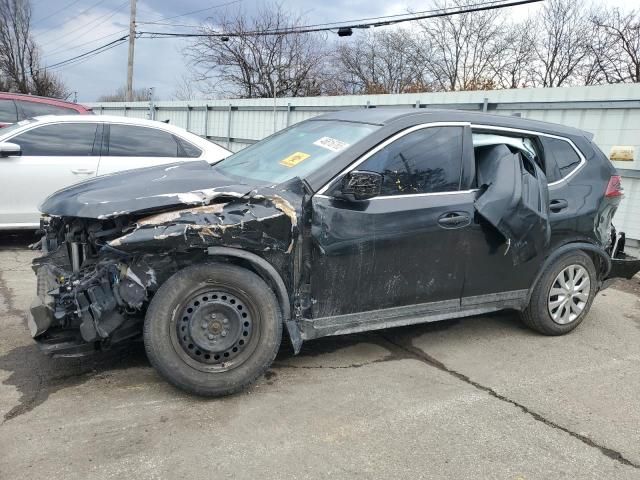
left=43, top=35, right=129, bottom=71
left=32, top=0, right=83, bottom=27
left=36, top=0, right=128, bottom=46
left=36, top=0, right=543, bottom=74
left=34, top=0, right=110, bottom=38
left=138, top=0, right=544, bottom=38
left=46, top=39, right=128, bottom=72
left=137, top=0, right=243, bottom=25
left=44, top=28, right=129, bottom=60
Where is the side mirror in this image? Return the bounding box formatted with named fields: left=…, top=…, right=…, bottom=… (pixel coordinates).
left=340, top=170, right=382, bottom=201
left=0, top=142, right=21, bottom=158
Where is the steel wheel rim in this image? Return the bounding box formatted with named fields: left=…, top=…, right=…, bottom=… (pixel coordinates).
left=169, top=287, right=260, bottom=373
left=547, top=264, right=590, bottom=325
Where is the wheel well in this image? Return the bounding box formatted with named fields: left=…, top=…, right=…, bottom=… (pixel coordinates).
left=526, top=242, right=611, bottom=303
left=217, top=256, right=281, bottom=297
left=204, top=247, right=292, bottom=322
left=583, top=249, right=607, bottom=281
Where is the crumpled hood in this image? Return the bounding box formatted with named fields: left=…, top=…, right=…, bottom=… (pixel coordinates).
left=40, top=161, right=257, bottom=219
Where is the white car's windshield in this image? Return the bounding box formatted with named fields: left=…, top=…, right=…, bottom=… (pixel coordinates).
left=215, top=120, right=379, bottom=184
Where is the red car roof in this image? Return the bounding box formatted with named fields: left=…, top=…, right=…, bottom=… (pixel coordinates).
left=0, top=92, right=92, bottom=113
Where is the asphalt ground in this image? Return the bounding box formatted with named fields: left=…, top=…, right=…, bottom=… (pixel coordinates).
left=1, top=231, right=639, bottom=479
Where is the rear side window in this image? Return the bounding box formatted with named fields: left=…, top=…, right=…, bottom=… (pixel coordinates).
left=359, top=126, right=463, bottom=196
left=176, top=136, right=202, bottom=158
left=108, top=125, right=180, bottom=157
left=18, top=100, right=79, bottom=118
left=11, top=123, right=99, bottom=156
left=0, top=99, right=18, bottom=123
left=539, top=136, right=582, bottom=182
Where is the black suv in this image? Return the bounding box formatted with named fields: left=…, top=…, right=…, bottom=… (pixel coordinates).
left=29, top=109, right=640, bottom=396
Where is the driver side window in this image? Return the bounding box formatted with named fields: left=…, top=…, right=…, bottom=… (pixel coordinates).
left=359, top=126, right=463, bottom=196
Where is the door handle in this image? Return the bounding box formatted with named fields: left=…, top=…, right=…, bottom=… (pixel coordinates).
left=71, top=168, right=95, bottom=175
left=438, top=212, right=470, bottom=229
left=550, top=199, right=568, bottom=212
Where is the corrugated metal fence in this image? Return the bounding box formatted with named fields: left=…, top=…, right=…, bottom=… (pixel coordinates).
left=88, top=84, right=640, bottom=240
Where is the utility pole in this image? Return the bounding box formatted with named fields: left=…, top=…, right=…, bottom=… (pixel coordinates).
left=126, top=0, right=137, bottom=102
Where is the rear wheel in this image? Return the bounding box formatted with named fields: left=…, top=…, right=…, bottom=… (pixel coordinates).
left=144, top=263, right=282, bottom=396
left=521, top=251, right=597, bottom=335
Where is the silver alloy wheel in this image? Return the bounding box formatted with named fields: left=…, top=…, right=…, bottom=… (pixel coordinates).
left=547, top=264, right=591, bottom=325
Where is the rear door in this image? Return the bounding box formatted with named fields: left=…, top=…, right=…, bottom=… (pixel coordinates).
left=0, top=122, right=101, bottom=226
left=310, top=124, right=475, bottom=318
left=97, top=124, right=194, bottom=175
left=462, top=134, right=550, bottom=300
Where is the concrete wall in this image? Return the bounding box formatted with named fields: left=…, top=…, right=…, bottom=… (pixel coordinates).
left=88, top=84, right=640, bottom=240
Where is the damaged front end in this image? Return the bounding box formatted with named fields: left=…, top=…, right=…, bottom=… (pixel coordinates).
left=28, top=162, right=302, bottom=357
left=28, top=216, right=170, bottom=356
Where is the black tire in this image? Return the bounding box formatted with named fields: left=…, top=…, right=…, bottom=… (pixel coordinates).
left=520, top=251, right=597, bottom=335
left=143, top=262, right=282, bottom=397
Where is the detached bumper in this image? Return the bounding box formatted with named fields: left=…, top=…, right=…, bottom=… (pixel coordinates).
left=602, top=252, right=640, bottom=290
left=608, top=253, right=640, bottom=280
left=27, top=264, right=59, bottom=338
left=27, top=296, right=53, bottom=337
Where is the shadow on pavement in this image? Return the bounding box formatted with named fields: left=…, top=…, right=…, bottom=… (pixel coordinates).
left=0, top=230, right=39, bottom=250
left=0, top=341, right=149, bottom=422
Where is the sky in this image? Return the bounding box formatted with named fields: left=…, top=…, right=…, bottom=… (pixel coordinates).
left=30, top=0, right=632, bottom=102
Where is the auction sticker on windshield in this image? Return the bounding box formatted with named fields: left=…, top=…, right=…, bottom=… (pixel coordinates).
left=313, top=136, right=349, bottom=152
left=279, top=152, right=311, bottom=168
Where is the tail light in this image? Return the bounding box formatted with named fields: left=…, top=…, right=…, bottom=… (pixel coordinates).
left=605, top=175, right=623, bottom=198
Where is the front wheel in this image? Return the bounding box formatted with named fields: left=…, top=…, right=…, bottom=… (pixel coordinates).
left=143, top=263, right=282, bottom=396
left=521, top=251, right=597, bottom=335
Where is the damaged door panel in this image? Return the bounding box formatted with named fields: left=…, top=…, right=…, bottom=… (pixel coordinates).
left=27, top=111, right=640, bottom=397
left=474, top=144, right=550, bottom=266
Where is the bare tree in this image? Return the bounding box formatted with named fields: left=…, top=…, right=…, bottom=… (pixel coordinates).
left=0, top=0, right=68, bottom=97
left=98, top=86, right=149, bottom=102
left=530, top=0, right=592, bottom=87
left=589, top=8, right=640, bottom=84
left=335, top=29, right=428, bottom=94
left=489, top=20, right=536, bottom=89
left=185, top=3, right=329, bottom=98
left=414, top=0, right=506, bottom=91
left=172, top=74, right=198, bottom=101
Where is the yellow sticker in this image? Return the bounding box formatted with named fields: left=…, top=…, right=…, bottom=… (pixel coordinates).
left=279, top=152, right=310, bottom=168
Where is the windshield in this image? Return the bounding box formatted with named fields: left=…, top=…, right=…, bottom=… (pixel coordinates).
left=0, top=118, right=36, bottom=139
left=215, top=120, right=379, bottom=184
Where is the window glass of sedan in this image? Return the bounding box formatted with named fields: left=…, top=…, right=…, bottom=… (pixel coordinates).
left=359, top=126, right=463, bottom=196
left=9, top=123, right=100, bottom=156
left=108, top=124, right=182, bottom=157
left=18, top=101, right=79, bottom=118
left=0, top=99, right=18, bottom=123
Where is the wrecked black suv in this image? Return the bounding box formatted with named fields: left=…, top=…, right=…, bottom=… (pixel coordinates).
left=28, top=109, right=640, bottom=396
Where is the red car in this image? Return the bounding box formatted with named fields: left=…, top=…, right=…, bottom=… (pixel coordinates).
left=0, top=92, right=92, bottom=127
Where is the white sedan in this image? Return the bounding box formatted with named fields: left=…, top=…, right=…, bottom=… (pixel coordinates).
left=0, top=115, right=231, bottom=229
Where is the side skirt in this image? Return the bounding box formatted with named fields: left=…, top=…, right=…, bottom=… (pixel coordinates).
left=299, top=290, right=528, bottom=340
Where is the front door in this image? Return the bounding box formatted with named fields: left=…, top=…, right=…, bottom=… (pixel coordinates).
left=0, top=122, right=101, bottom=227
left=310, top=125, right=475, bottom=318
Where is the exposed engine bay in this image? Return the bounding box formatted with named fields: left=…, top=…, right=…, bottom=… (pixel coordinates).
left=27, top=162, right=303, bottom=357
left=30, top=215, right=200, bottom=356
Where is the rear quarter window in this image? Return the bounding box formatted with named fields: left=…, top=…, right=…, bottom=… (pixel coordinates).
left=176, top=136, right=202, bottom=158
left=539, top=136, right=582, bottom=182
